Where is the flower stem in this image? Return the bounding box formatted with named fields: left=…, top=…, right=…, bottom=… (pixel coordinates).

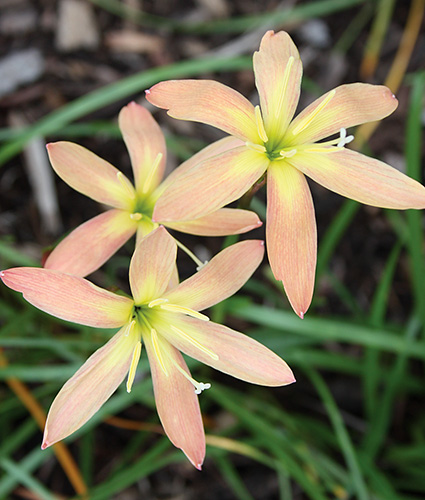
left=238, top=173, right=267, bottom=210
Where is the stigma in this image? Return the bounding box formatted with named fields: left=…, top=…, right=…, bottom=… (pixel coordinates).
left=337, top=128, right=354, bottom=148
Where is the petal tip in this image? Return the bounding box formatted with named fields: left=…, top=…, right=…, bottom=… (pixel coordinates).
left=145, top=89, right=151, bottom=95
left=41, top=440, right=49, bottom=450
left=185, top=451, right=204, bottom=470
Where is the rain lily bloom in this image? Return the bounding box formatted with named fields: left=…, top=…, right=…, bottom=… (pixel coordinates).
left=45, top=103, right=261, bottom=277
left=1, top=227, right=294, bottom=468
left=146, top=30, right=425, bottom=318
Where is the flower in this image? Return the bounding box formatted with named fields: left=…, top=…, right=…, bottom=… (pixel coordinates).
left=1, top=227, right=294, bottom=468
left=45, top=103, right=261, bottom=277
left=145, top=30, right=425, bottom=318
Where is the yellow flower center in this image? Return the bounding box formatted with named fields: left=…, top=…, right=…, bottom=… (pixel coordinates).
left=247, top=87, right=354, bottom=163
left=127, top=300, right=216, bottom=395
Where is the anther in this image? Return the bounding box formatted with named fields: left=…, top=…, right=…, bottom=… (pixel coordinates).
left=279, top=149, right=297, bottom=158
left=130, top=212, right=143, bottom=221
left=245, top=142, right=267, bottom=154
left=143, top=153, right=163, bottom=194
left=159, top=303, right=209, bottom=321
left=255, top=106, right=268, bottom=143
left=148, top=298, right=169, bottom=308
left=170, top=325, right=219, bottom=360
left=303, top=147, right=341, bottom=154
left=151, top=328, right=168, bottom=376
left=196, top=260, right=209, bottom=271
left=170, top=359, right=211, bottom=395
left=292, top=89, right=336, bottom=136
left=124, top=320, right=136, bottom=337
left=116, top=172, right=136, bottom=199
left=195, top=382, right=211, bottom=395
left=126, top=341, right=142, bottom=393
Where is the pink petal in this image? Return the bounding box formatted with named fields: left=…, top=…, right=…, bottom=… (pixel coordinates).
left=253, top=30, right=302, bottom=138
left=42, top=326, right=138, bottom=448
left=146, top=80, right=259, bottom=143
left=156, top=136, right=244, bottom=197
left=156, top=315, right=295, bottom=387
left=164, top=240, right=264, bottom=311
left=266, top=163, right=316, bottom=318
left=119, top=102, right=167, bottom=195
left=164, top=208, right=262, bottom=236
left=129, top=226, right=177, bottom=304
left=47, top=142, right=135, bottom=210
left=143, top=332, right=205, bottom=469
left=284, top=84, right=398, bottom=146
left=290, top=149, right=425, bottom=209
left=44, top=209, right=137, bottom=277
left=1, top=268, right=133, bottom=328
left=153, top=146, right=269, bottom=222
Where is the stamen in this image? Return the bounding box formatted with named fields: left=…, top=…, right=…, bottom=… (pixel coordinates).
left=255, top=106, right=268, bottom=143
left=117, top=172, right=136, bottom=199
left=292, top=89, right=336, bottom=136
left=279, top=148, right=297, bottom=158
left=170, top=325, right=219, bottom=360
left=130, top=212, right=143, bottom=221
left=148, top=298, right=169, bottom=308
left=159, top=303, right=209, bottom=321
left=174, top=238, right=205, bottom=269
left=275, top=56, right=295, bottom=119
left=143, top=153, right=163, bottom=194
left=124, top=320, right=136, bottom=337
left=171, top=360, right=211, bottom=395
left=337, top=127, right=354, bottom=148
left=151, top=328, right=168, bottom=376
left=196, top=261, right=209, bottom=272
left=194, top=382, right=211, bottom=395
left=245, top=142, right=267, bottom=154
left=303, top=147, right=342, bottom=154
left=126, top=341, right=142, bottom=393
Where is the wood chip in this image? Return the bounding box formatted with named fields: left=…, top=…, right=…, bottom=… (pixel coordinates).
left=9, top=112, right=62, bottom=235
left=56, top=0, right=100, bottom=52
left=0, top=49, right=45, bottom=98
left=105, top=31, right=165, bottom=54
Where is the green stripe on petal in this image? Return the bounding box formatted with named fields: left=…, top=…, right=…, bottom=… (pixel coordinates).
left=155, top=315, right=295, bottom=387
left=129, top=226, right=177, bottom=305
left=253, top=30, right=302, bottom=144
left=284, top=83, right=398, bottom=146
left=1, top=268, right=133, bottom=328
left=45, top=209, right=137, bottom=277
left=266, top=163, right=317, bottom=318
left=290, top=148, right=425, bottom=209
left=143, top=331, right=205, bottom=469
left=153, top=146, right=269, bottom=222
left=42, top=325, right=139, bottom=448
left=119, top=103, right=167, bottom=196
left=47, top=142, right=136, bottom=210
left=146, top=79, right=259, bottom=143
left=163, top=208, right=262, bottom=237
left=163, top=239, right=264, bottom=312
